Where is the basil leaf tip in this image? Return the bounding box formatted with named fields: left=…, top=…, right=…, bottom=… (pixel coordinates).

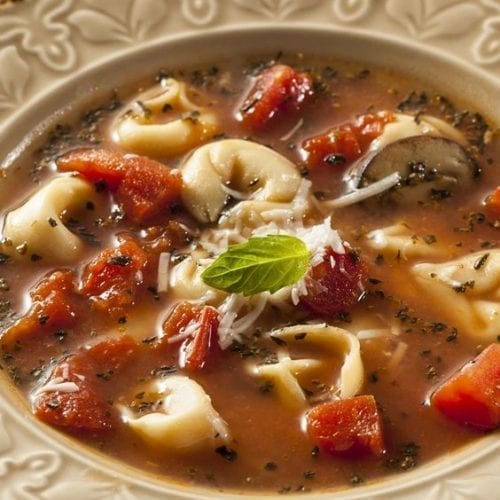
left=201, top=234, right=310, bottom=296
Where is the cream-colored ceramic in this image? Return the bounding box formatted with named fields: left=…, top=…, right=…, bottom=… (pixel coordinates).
left=0, top=2, right=499, bottom=499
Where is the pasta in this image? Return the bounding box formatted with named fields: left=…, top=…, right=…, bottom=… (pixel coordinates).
left=112, top=78, right=218, bottom=157
left=1, top=176, right=99, bottom=263
left=180, top=139, right=302, bottom=223
left=169, top=255, right=226, bottom=305
left=366, top=223, right=446, bottom=259
left=412, top=250, right=500, bottom=341
left=119, top=375, right=230, bottom=451
left=370, top=112, right=465, bottom=152
left=250, top=324, right=363, bottom=409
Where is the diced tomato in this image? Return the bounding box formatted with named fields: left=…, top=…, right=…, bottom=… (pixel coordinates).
left=181, top=306, right=220, bottom=371
left=81, top=239, right=147, bottom=315
left=302, top=111, right=394, bottom=169
left=1, top=271, right=79, bottom=346
left=302, top=124, right=361, bottom=168
left=33, top=355, right=114, bottom=432
left=484, top=186, right=500, bottom=219
left=57, top=148, right=127, bottom=191
left=306, top=395, right=386, bottom=458
left=139, top=222, right=192, bottom=276
left=116, top=155, right=182, bottom=225
left=354, top=111, right=394, bottom=150
left=430, top=343, right=500, bottom=431
left=162, top=301, right=198, bottom=339
left=300, top=246, right=366, bottom=317
left=160, top=301, right=220, bottom=371
left=239, top=64, right=313, bottom=130
left=57, top=148, right=182, bottom=224
left=33, top=335, right=138, bottom=432
left=84, top=335, right=138, bottom=373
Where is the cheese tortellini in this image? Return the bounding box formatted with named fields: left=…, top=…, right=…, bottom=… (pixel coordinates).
left=370, top=112, right=465, bottom=152
left=366, top=223, right=445, bottom=259
left=169, top=255, right=226, bottom=305
left=250, top=324, right=363, bottom=409
left=112, top=78, right=218, bottom=157
left=180, top=139, right=302, bottom=223
left=412, top=250, right=500, bottom=341
left=119, top=376, right=230, bottom=451
left=1, top=176, right=99, bottom=263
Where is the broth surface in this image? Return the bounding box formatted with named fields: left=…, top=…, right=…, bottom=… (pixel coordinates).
left=0, top=53, right=498, bottom=494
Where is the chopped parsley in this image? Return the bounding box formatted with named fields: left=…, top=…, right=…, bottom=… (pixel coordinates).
left=215, top=446, right=238, bottom=462
left=264, top=462, right=278, bottom=471
left=473, top=253, right=489, bottom=270
left=108, top=255, right=132, bottom=266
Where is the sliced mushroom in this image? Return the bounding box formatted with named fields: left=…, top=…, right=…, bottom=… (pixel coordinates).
left=358, top=136, right=477, bottom=206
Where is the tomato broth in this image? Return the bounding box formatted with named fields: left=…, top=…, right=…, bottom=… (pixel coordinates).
left=0, top=53, right=498, bottom=494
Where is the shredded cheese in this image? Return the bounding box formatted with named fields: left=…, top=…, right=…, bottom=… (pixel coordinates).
left=290, top=279, right=308, bottom=306
left=157, top=252, right=170, bottom=293
left=323, top=172, right=400, bottom=208
left=221, top=183, right=249, bottom=200
left=34, top=377, right=79, bottom=396
left=217, top=294, right=268, bottom=350
left=231, top=294, right=267, bottom=334
left=296, top=217, right=344, bottom=265
left=167, top=318, right=201, bottom=344
left=387, top=341, right=408, bottom=372
left=280, top=118, right=304, bottom=141
left=356, top=328, right=391, bottom=340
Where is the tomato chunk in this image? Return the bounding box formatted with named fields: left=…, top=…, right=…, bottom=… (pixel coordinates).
left=161, top=301, right=198, bottom=339
left=57, top=148, right=127, bottom=191
left=81, top=239, right=147, bottom=315
left=116, top=155, right=182, bottom=225
left=84, top=335, right=138, bottom=373
left=300, top=246, right=366, bottom=317
left=354, top=111, right=394, bottom=150
left=306, top=395, right=386, bottom=458
left=33, top=335, right=137, bottom=432
left=430, top=343, right=500, bottom=431
left=161, top=301, right=220, bottom=371
left=1, top=271, right=80, bottom=346
left=484, top=186, right=500, bottom=219
left=57, top=148, right=182, bottom=224
left=239, top=64, right=313, bottom=130
left=302, top=111, right=393, bottom=169
left=302, top=124, right=361, bottom=168
left=182, top=306, right=220, bottom=371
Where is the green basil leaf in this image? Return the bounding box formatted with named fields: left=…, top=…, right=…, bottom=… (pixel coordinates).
left=201, top=234, right=310, bottom=296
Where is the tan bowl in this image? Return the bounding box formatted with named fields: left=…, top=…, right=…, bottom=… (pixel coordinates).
left=0, top=26, right=499, bottom=500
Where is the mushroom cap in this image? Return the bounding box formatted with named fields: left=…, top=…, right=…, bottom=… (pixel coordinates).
left=359, top=135, right=477, bottom=206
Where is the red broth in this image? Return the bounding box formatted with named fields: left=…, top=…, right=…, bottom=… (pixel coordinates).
left=0, top=54, right=498, bottom=494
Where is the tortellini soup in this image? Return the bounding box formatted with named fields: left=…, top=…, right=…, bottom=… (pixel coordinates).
left=0, top=53, right=498, bottom=495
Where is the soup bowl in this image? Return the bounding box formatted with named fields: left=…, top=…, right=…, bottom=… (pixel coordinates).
left=0, top=25, right=499, bottom=499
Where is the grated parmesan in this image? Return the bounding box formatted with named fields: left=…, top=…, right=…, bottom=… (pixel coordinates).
left=34, top=377, right=79, bottom=396
left=157, top=252, right=170, bottom=293
left=167, top=318, right=201, bottom=344
left=221, top=183, right=249, bottom=200
left=280, top=118, right=304, bottom=141
left=290, top=279, right=308, bottom=306
left=295, top=217, right=344, bottom=266
left=386, top=341, right=408, bottom=372
left=323, top=172, right=400, bottom=208
left=356, top=328, right=391, bottom=340
left=217, top=294, right=268, bottom=350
